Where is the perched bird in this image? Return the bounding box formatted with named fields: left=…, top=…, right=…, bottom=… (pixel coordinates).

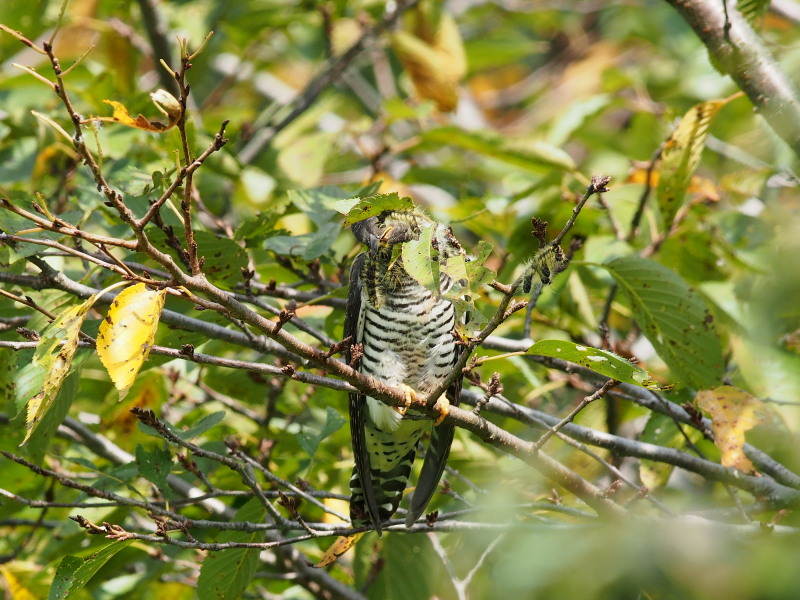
left=345, top=209, right=463, bottom=535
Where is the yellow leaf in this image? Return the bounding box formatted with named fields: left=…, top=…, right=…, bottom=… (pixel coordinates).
left=97, top=283, right=167, bottom=399
left=696, top=386, right=766, bottom=473
left=321, top=497, right=350, bottom=525
left=392, top=9, right=467, bottom=112
left=1, top=566, right=38, bottom=600
left=313, top=533, right=364, bottom=568
left=656, top=94, right=739, bottom=226
left=88, top=89, right=182, bottom=132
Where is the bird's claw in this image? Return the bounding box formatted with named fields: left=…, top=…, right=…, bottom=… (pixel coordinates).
left=395, top=384, right=417, bottom=415
left=433, top=396, right=450, bottom=426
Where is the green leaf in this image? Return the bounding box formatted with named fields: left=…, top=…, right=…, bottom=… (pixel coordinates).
left=195, top=232, right=248, bottom=290
left=402, top=224, right=438, bottom=293
left=465, top=240, right=496, bottom=292
left=440, top=252, right=468, bottom=285
left=602, top=255, right=724, bottom=389
left=0, top=137, right=37, bottom=184
left=289, top=186, right=356, bottom=226
left=196, top=498, right=266, bottom=600
left=0, top=194, right=64, bottom=259
left=420, top=127, right=576, bottom=172
left=175, top=411, right=226, bottom=441
left=234, top=211, right=280, bottom=246
left=262, top=221, right=340, bottom=260
left=24, top=297, right=97, bottom=445
left=48, top=540, right=134, bottom=600
left=527, top=339, right=669, bottom=390
left=25, top=366, right=81, bottom=464
left=355, top=531, right=443, bottom=600
left=13, top=354, right=44, bottom=417
left=135, top=444, right=173, bottom=493
left=297, top=406, right=346, bottom=457
left=25, top=368, right=79, bottom=465
left=0, top=348, right=15, bottom=417
left=339, top=193, right=416, bottom=226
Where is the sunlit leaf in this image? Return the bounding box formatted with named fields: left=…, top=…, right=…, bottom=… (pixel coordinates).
left=527, top=339, right=671, bottom=390
left=465, top=241, right=496, bottom=292
left=601, top=255, right=724, bottom=389
left=97, top=283, right=167, bottom=400
left=440, top=252, right=468, bottom=285
left=657, top=95, right=736, bottom=226
left=696, top=386, right=766, bottom=473
left=87, top=89, right=182, bottom=132
left=402, top=224, right=438, bottom=293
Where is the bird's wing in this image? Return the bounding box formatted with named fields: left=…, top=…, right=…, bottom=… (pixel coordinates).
left=405, top=349, right=463, bottom=527
left=346, top=253, right=384, bottom=534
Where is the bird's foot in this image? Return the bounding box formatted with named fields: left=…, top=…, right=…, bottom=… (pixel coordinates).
left=394, top=384, right=417, bottom=415
left=433, top=396, right=450, bottom=426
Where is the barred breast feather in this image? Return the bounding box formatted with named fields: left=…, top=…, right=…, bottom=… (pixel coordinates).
left=346, top=210, right=463, bottom=534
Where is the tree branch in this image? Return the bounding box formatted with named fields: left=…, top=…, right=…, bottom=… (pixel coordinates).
left=663, top=0, right=800, bottom=157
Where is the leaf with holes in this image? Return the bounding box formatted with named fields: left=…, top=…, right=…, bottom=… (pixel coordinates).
left=339, top=193, right=416, bottom=227
left=97, top=284, right=167, bottom=400
left=527, top=339, right=670, bottom=390
left=601, top=255, right=724, bottom=389
left=22, top=284, right=114, bottom=445
left=49, top=540, right=133, bottom=600
left=402, top=224, right=439, bottom=293
left=696, top=386, right=766, bottom=473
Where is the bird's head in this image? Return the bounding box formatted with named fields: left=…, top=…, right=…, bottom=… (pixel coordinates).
left=351, top=210, right=432, bottom=254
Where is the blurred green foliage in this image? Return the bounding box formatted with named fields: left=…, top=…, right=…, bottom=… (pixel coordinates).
left=1, top=0, right=800, bottom=598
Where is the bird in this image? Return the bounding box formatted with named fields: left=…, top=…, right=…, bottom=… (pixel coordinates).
left=344, top=208, right=464, bottom=535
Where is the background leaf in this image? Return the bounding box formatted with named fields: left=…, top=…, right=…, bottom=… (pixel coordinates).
left=602, top=255, right=725, bottom=389
left=48, top=541, right=133, bottom=600
left=196, top=498, right=266, bottom=600
left=696, top=386, right=766, bottom=472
